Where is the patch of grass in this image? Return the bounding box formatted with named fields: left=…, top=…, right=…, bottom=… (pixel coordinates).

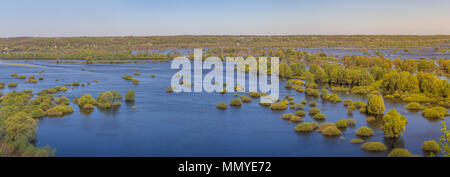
left=405, top=102, right=424, bottom=111
left=281, top=113, right=294, bottom=120
left=309, top=100, right=317, bottom=107
left=291, top=115, right=303, bottom=122
left=270, top=102, right=288, bottom=110
left=422, top=107, right=447, bottom=120
left=240, top=96, right=252, bottom=103
left=309, top=108, right=321, bottom=115
left=295, top=110, right=306, bottom=117
left=294, top=122, right=316, bottom=132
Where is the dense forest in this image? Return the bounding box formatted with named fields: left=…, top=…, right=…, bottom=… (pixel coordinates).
left=0, top=35, right=449, bottom=60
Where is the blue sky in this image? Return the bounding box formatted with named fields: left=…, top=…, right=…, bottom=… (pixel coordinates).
left=0, top=0, right=449, bottom=37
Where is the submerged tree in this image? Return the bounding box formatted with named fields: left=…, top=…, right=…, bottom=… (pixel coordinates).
left=383, top=109, right=408, bottom=139
left=366, top=94, right=385, bottom=115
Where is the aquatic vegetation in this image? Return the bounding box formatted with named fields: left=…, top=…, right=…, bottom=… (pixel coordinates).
left=323, top=94, right=342, bottom=103
left=270, top=102, right=288, bottom=110
left=112, top=102, right=122, bottom=107
left=350, top=139, right=364, bottom=144
left=30, top=109, right=46, bottom=118
left=347, top=104, right=356, bottom=114
left=72, top=82, right=80, bottom=86
left=25, top=78, right=38, bottom=83
left=112, top=90, right=122, bottom=100
left=248, top=92, right=261, bottom=98
left=294, top=122, right=316, bottom=132
left=82, top=103, right=95, bottom=110
left=131, top=78, right=140, bottom=85
left=77, top=94, right=96, bottom=109
left=216, top=102, right=228, bottom=109
left=132, top=106, right=137, bottom=109
left=347, top=118, right=356, bottom=127
left=309, top=101, right=317, bottom=107
left=422, top=140, right=439, bottom=152
left=306, top=88, right=320, bottom=97
left=281, top=113, right=293, bottom=120
left=317, top=123, right=336, bottom=133
left=405, top=102, right=424, bottom=111
left=230, top=98, right=242, bottom=107
left=334, top=120, right=348, bottom=128
left=343, top=99, right=353, bottom=107
left=387, top=148, right=412, bottom=157
left=421, top=106, right=447, bottom=120
left=353, top=101, right=366, bottom=108
left=122, top=75, right=133, bottom=80
left=166, top=86, right=174, bottom=93
left=383, top=109, right=408, bottom=138
left=0, top=82, right=5, bottom=89
left=54, top=97, right=70, bottom=105
left=46, top=105, right=74, bottom=117
left=240, top=96, right=252, bottom=103
left=8, top=82, right=18, bottom=88
left=133, top=72, right=141, bottom=76
left=151, top=74, right=156, bottom=78
left=17, top=75, right=27, bottom=79
left=309, top=108, right=321, bottom=115
left=366, top=94, right=385, bottom=115
left=295, top=110, right=306, bottom=117
left=294, top=103, right=304, bottom=110
left=96, top=91, right=114, bottom=108
left=125, top=90, right=135, bottom=102
left=300, top=100, right=307, bottom=105
left=355, top=126, right=374, bottom=137
left=259, top=102, right=271, bottom=107
left=4, top=112, right=38, bottom=141
left=38, top=77, right=44, bottom=80
left=321, top=126, right=341, bottom=136
left=219, top=89, right=228, bottom=94
left=361, top=142, right=387, bottom=152
left=291, top=115, right=303, bottom=122
left=313, top=113, right=326, bottom=120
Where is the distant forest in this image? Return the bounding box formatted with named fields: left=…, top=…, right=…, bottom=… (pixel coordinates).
left=0, top=35, right=449, bottom=60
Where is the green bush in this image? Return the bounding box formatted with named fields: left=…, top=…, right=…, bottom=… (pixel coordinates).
left=383, top=109, right=408, bottom=138
left=78, top=94, right=96, bottom=108
left=361, top=142, right=387, bottom=152
left=321, top=126, right=342, bottom=136
left=133, top=72, right=141, bottom=76
left=25, top=79, right=38, bottom=83
left=347, top=118, right=356, bottom=126
left=240, top=96, right=252, bottom=103
left=366, top=116, right=376, bottom=123
left=55, top=97, right=70, bottom=105
left=248, top=92, right=261, bottom=98
left=335, top=120, right=348, bottom=128
left=295, top=110, right=306, bottom=117
left=313, top=113, right=326, bottom=120
left=112, top=102, right=122, bottom=107
left=344, top=99, right=353, bottom=107
left=405, top=102, right=423, bottom=111
left=259, top=102, right=271, bottom=107
left=317, top=123, right=336, bottom=133
left=421, top=107, right=447, bottom=120
left=230, top=98, right=242, bottom=107
left=309, top=100, right=317, bottom=107
left=0, top=82, right=5, bottom=89
left=216, top=102, right=228, bottom=109
left=309, top=108, right=321, bottom=115
left=387, top=148, right=412, bottom=157
left=294, top=103, right=304, bottom=110
left=294, top=122, right=315, bottom=132
left=46, top=105, right=74, bottom=117
left=350, top=139, right=364, bottom=144
left=125, top=90, right=135, bottom=102
left=82, top=103, right=95, bottom=110
left=355, top=126, right=374, bottom=137
left=300, top=100, right=307, bottom=105
left=31, top=109, right=46, bottom=118
left=72, top=82, right=80, bottom=86
left=291, top=115, right=303, bottom=122
left=422, top=140, right=440, bottom=152
left=270, top=102, right=288, bottom=110
left=354, top=101, right=366, bottom=108
left=8, top=82, right=18, bottom=88
left=281, top=113, right=293, bottom=120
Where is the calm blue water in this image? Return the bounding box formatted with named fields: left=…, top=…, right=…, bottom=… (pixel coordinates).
left=0, top=60, right=448, bottom=157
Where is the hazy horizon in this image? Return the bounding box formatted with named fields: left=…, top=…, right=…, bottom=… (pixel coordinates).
left=1, top=0, right=449, bottom=37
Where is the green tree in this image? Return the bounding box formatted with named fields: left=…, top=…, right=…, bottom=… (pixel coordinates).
left=440, top=122, right=450, bottom=157
left=366, top=94, right=385, bottom=115
left=383, top=109, right=408, bottom=138
left=5, top=112, right=38, bottom=142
